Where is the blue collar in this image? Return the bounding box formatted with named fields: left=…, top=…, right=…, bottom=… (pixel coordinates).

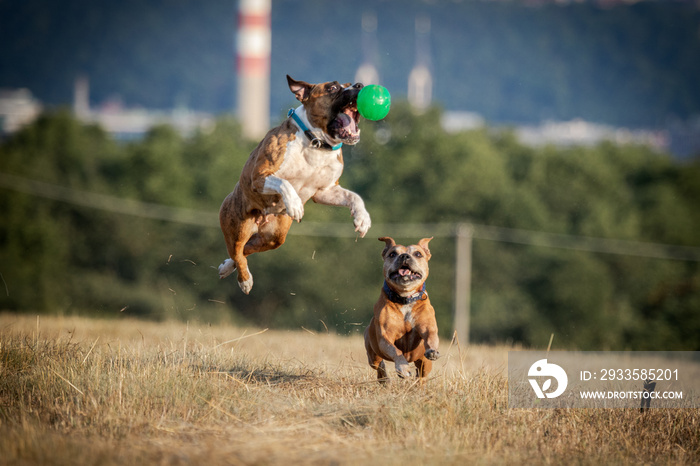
left=383, top=281, right=427, bottom=305
left=288, top=108, right=343, bottom=151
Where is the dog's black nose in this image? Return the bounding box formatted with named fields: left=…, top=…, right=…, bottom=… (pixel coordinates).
left=398, top=253, right=410, bottom=263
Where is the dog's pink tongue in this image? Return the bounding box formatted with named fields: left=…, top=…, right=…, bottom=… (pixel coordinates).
left=399, top=268, right=411, bottom=277
left=332, top=111, right=359, bottom=140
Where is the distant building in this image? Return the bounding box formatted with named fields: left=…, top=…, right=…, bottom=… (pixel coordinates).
left=515, top=119, right=668, bottom=151
left=441, top=113, right=669, bottom=152
left=0, top=88, right=42, bottom=135
left=72, top=77, right=214, bottom=140
left=1, top=80, right=216, bottom=141
left=441, top=111, right=485, bottom=132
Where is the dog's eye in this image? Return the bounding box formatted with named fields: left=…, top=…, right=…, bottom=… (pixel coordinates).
left=327, top=83, right=340, bottom=92
left=414, top=251, right=423, bottom=258
left=388, top=252, right=397, bottom=258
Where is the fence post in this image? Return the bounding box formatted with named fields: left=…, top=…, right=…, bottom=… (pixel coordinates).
left=454, top=223, right=472, bottom=346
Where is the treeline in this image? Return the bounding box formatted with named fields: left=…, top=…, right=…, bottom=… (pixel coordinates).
left=1, top=105, right=699, bottom=350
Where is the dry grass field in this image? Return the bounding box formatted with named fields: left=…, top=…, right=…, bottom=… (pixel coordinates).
left=1, top=313, right=698, bottom=465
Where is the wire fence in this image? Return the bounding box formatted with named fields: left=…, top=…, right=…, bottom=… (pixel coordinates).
left=2, top=171, right=700, bottom=262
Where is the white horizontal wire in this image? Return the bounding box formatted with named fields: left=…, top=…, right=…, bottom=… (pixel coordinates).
left=2, top=172, right=700, bottom=262
left=0, top=172, right=218, bottom=226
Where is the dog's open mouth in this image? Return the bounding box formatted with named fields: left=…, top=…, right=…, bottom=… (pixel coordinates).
left=390, top=266, right=423, bottom=283
left=328, top=103, right=361, bottom=145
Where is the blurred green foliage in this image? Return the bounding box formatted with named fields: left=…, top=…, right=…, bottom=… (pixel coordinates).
left=1, top=104, right=699, bottom=350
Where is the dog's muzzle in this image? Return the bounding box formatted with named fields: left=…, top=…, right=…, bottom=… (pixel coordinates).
left=389, top=255, right=423, bottom=283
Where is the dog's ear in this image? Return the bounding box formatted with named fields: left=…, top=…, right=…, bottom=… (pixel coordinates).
left=378, top=237, right=396, bottom=258
left=418, top=237, right=433, bottom=259
left=287, top=75, right=312, bottom=102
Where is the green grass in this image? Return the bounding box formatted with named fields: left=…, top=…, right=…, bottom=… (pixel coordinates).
left=0, top=313, right=698, bottom=465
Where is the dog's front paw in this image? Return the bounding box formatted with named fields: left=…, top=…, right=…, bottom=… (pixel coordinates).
left=395, top=362, right=413, bottom=379
left=284, top=193, right=304, bottom=222
left=425, top=349, right=441, bottom=361
left=265, top=176, right=304, bottom=222
left=353, top=209, right=371, bottom=238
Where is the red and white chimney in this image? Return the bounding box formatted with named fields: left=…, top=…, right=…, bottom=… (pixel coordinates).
left=236, top=0, right=271, bottom=140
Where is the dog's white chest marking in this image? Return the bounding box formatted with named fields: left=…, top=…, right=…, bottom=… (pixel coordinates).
left=273, top=131, right=344, bottom=202
left=400, top=303, right=416, bottom=327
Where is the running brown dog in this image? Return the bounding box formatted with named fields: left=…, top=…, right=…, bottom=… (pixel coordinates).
left=364, top=237, right=441, bottom=382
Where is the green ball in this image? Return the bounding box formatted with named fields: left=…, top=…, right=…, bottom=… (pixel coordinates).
left=357, top=84, right=391, bottom=121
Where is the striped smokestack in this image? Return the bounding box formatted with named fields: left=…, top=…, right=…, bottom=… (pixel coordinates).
left=236, top=0, right=271, bottom=140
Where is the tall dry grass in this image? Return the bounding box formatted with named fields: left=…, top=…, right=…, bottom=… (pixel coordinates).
left=1, top=313, right=698, bottom=465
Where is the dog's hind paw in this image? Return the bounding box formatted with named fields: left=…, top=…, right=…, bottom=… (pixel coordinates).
left=238, top=276, right=253, bottom=295
left=425, top=349, right=441, bottom=361
left=218, top=259, right=236, bottom=279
